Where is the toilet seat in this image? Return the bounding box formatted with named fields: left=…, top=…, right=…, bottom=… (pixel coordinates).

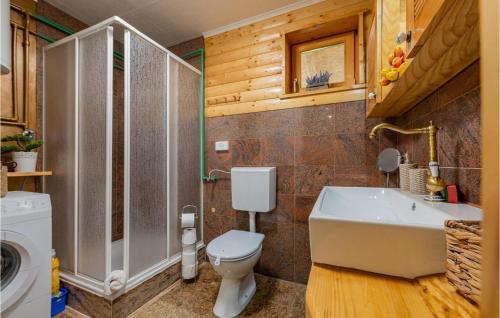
left=207, top=230, right=264, bottom=262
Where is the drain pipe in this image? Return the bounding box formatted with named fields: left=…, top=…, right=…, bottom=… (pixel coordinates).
left=181, top=48, right=215, bottom=183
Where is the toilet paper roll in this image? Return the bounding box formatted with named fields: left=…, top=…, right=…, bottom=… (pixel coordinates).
left=181, top=213, right=195, bottom=228
left=182, top=244, right=196, bottom=254
left=182, top=228, right=197, bottom=245
left=182, top=251, right=196, bottom=266
left=182, top=264, right=196, bottom=279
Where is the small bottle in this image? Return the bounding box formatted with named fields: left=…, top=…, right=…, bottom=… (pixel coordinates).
left=52, top=249, right=60, bottom=296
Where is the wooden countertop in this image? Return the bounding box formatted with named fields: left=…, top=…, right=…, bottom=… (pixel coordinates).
left=306, top=263, right=479, bottom=318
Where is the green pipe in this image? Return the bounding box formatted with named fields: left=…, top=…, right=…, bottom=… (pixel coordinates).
left=181, top=48, right=213, bottom=182
left=34, top=32, right=124, bottom=71
left=33, top=12, right=207, bottom=177
left=31, top=12, right=124, bottom=62
left=31, top=12, right=74, bottom=35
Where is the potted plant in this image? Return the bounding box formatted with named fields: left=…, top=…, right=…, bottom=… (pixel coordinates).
left=305, top=70, right=332, bottom=90
left=1, top=130, right=43, bottom=172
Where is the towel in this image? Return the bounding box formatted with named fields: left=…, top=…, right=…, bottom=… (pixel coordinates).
left=104, top=270, right=125, bottom=295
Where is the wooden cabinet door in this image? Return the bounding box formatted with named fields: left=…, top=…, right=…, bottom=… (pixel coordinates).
left=365, top=7, right=381, bottom=112
left=406, top=0, right=444, bottom=54
left=366, top=0, right=406, bottom=114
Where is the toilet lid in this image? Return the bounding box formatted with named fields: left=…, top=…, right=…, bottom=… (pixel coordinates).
left=207, top=230, right=264, bottom=260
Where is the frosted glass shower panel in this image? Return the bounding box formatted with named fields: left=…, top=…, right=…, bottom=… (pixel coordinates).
left=128, top=33, right=169, bottom=277
left=77, top=28, right=113, bottom=281
left=168, top=57, right=201, bottom=256
left=43, top=40, right=77, bottom=273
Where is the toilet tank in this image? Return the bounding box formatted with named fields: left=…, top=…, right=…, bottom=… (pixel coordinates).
left=231, top=167, right=276, bottom=212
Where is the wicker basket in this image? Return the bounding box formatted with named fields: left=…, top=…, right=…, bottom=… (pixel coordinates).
left=0, top=164, right=7, bottom=198
left=399, top=163, right=417, bottom=191
left=409, top=167, right=427, bottom=194
left=445, top=220, right=482, bottom=304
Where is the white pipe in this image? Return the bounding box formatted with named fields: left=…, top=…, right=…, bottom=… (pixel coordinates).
left=249, top=212, right=256, bottom=233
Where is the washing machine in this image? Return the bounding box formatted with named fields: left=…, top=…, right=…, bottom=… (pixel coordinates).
left=1, top=191, right=52, bottom=318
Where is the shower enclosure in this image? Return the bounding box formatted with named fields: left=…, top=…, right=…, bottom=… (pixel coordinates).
left=42, top=17, right=202, bottom=297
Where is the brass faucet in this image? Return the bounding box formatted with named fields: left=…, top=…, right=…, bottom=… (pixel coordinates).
left=369, top=121, right=446, bottom=201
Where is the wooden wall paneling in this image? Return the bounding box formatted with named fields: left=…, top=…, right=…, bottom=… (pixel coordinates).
left=206, top=74, right=282, bottom=98
left=205, top=1, right=371, bottom=58
left=205, top=0, right=364, bottom=47
left=204, top=0, right=371, bottom=117
left=206, top=63, right=282, bottom=87
left=205, top=39, right=281, bottom=67
left=206, top=86, right=283, bottom=106
left=205, top=88, right=365, bottom=117
left=286, top=15, right=358, bottom=44
left=285, top=15, right=359, bottom=46
left=205, top=51, right=282, bottom=77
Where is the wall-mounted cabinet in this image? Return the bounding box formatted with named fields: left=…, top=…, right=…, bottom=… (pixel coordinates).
left=405, top=0, right=444, bottom=57
left=365, top=0, right=406, bottom=111
left=366, top=0, right=479, bottom=117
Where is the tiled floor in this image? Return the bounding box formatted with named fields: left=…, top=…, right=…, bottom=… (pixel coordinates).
left=55, top=306, right=89, bottom=318
left=129, top=263, right=306, bottom=317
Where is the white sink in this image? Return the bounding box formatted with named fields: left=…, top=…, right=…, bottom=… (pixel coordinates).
left=309, top=187, right=483, bottom=279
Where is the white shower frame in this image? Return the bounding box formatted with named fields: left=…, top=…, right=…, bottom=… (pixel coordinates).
left=42, top=16, right=204, bottom=299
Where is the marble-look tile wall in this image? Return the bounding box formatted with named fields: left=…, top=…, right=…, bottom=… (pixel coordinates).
left=168, top=37, right=204, bottom=70
left=203, top=61, right=481, bottom=284
left=204, top=101, right=396, bottom=283
left=396, top=61, right=481, bottom=204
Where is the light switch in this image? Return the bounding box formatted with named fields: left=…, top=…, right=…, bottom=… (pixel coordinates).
left=215, top=140, right=229, bottom=151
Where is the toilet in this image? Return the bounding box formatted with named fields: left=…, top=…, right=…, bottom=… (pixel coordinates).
left=207, top=167, right=276, bottom=318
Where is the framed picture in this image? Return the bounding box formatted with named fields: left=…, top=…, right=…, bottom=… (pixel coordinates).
left=291, top=32, right=355, bottom=91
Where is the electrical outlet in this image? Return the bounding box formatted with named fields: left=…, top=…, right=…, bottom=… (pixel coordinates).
left=211, top=207, right=216, bottom=213
left=215, top=141, right=229, bottom=152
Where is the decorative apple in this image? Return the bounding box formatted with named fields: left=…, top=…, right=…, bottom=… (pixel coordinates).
left=392, top=56, right=404, bottom=68
left=387, top=54, right=395, bottom=66
left=379, top=76, right=390, bottom=86
left=394, top=45, right=405, bottom=58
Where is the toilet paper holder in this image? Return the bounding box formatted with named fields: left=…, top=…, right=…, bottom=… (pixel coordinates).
left=179, top=205, right=198, bottom=220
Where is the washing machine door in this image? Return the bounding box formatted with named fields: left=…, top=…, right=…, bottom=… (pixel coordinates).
left=1, top=230, right=40, bottom=311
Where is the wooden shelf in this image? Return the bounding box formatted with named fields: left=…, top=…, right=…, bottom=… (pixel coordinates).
left=7, top=171, right=53, bottom=177
left=367, top=0, right=479, bottom=117
left=306, top=263, right=479, bottom=317
left=280, top=84, right=366, bottom=100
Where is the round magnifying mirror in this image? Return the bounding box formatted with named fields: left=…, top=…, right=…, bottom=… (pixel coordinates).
left=377, top=148, right=401, bottom=173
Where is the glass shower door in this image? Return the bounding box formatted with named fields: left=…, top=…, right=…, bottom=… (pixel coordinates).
left=77, top=27, right=114, bottom=281
left=168, top=57, right=202, bottom=256
left=124, top=31, right=169, bottom=279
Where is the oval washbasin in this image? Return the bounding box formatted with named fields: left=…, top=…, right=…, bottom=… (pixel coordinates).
left=309, top=187, right=483, bottom=279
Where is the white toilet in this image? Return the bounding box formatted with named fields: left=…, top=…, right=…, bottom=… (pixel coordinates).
left=207, top=167, right=276, bottom=318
